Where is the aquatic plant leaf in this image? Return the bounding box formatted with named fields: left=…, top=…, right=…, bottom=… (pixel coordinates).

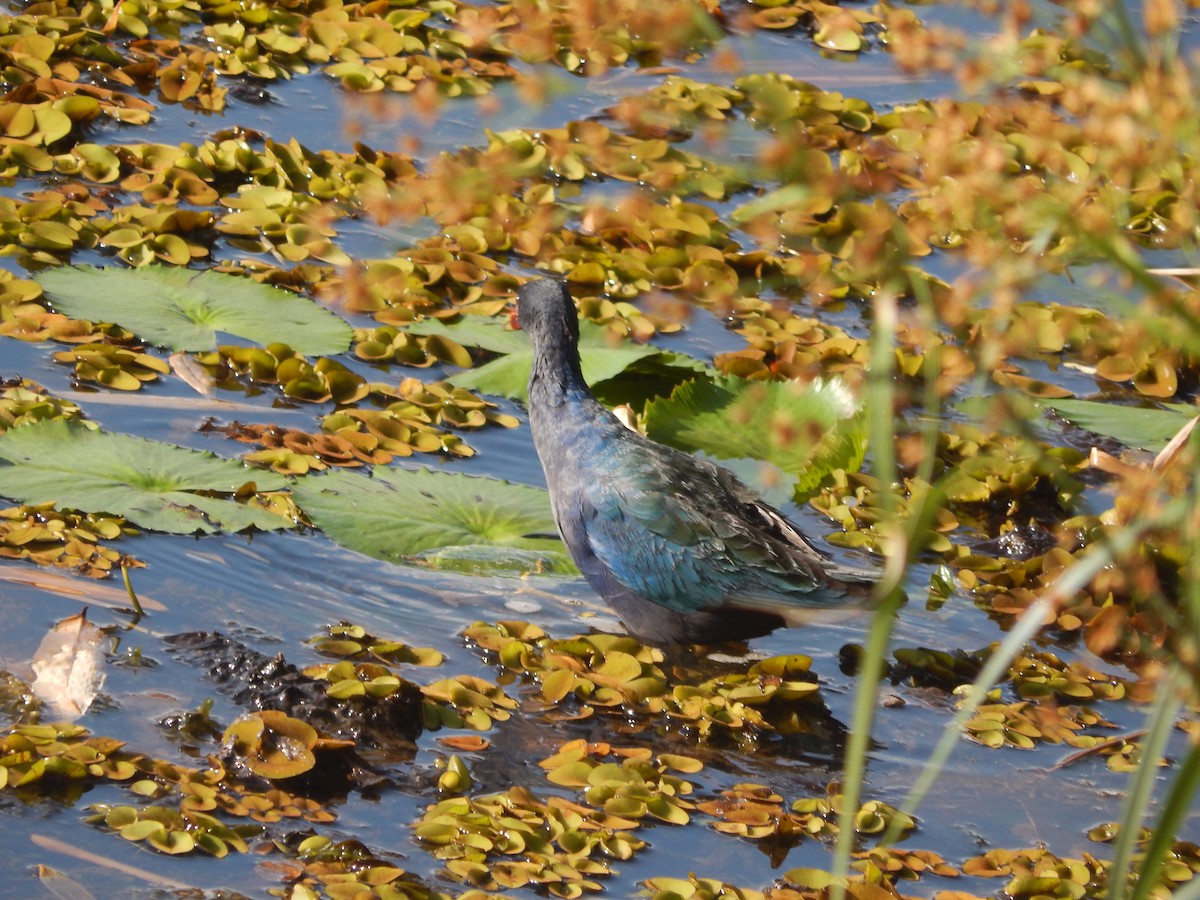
left=590, top=352, right=715, bottom=413
left=222, top=711, right=317, bottom=779
left=1038, top=399, right=1198, bottom=452
left=36, top=265, right=352, bottom=355
left=407, top=316, right=662, bottom=401
left=0, top=502, right=141, bottom=579
left=292, top=466, right=576, bottom=574
left=644, top=375, right=867, bottom=495
left=0, top=421, right=288, bottom=534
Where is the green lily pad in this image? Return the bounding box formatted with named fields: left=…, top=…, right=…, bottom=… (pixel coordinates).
left=0, top=421, right=289, bottom=534
left=291, top=466, right=577, bottom=575
left=406, top=316, right=666, bottom=401
left=643, top=376, right=867, bottom=496
left=1038, top=398, right=1198, bottom=452
left=590, top=352, right=714, bottom=411
left=36, top=265, right=352, bottom=355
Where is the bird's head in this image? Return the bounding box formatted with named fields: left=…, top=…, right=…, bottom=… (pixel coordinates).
left=515, top=278, right=580, bottom=348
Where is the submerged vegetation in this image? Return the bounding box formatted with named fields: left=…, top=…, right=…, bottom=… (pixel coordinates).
left=0, top=0, right=1196, bottom=897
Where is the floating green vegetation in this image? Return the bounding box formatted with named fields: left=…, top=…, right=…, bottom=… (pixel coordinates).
left=0, top=502, right=137, bottom=578
left=0, top=420, right=290, bottom=535
left=86, top=803, right=258, bottom=857
left=365, top=378, right=521, bottom=431
left=962, top=700, right=1116, bottom=751
left=464, top=621, right=826, bottom=740
left=697, top=782, right=915, bottom=847
left=415, top=737, right=921, bottom=897
left=306, top=619, right=849, bottom=743
left=205, top=343, right=370, bottom=404
left=206, top=420, right=401, bottom=474
left=0, top=378, right=90, bottom=433
left=420, top=672, right=520, bottom=731
left=0, top=720, right=332, bottom=845
left=959, top=842, right=1200, bottom=900
left=52, top=344, right=170, bottom=391
left=36, top=264, right=354, bottom=355
left=309, top=622, right=447, bottom=669
left=284, top=833, right=471, bottom=900
left=417, top=786, right=644, bottom=895
left=539, top=739, right=701, bottom=825
left=203, top=374, right=513, bottom=459
left=292, top=467, right=575, bottom=574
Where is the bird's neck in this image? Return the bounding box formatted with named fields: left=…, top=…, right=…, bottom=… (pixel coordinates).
left=527, top=341, right=608, bottom=427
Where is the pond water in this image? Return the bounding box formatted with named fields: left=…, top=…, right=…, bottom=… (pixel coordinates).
left=0, top=3, right=1196, bottom=899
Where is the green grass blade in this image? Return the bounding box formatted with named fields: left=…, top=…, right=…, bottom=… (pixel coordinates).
left=829, top=289, right=902, bottom=898
left=1128, top=737, right=1200, bottom=900
left=1107, top=667, right=1187, bottom=900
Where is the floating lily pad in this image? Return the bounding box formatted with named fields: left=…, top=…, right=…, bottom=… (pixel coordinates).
left=1038, top=398, right=1198, bottom=452
left=291, top=466, right=576, bottom=574
left=644, top=376, right=868, bottom=495
left=36, top=265, right=352, bottom=355
left=591, top=352, right=715, bottom=411
left=407, top=316, right=669, bottom=401
left=0, top=421, right=289, bottom=534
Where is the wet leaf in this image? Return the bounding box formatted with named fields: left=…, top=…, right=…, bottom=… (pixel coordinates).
left=1039, top=398, right=1198, bottom=452
left=30, top=609, right=106, bottom=719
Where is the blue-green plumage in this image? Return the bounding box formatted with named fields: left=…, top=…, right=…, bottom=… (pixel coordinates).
left=518, top=278, right=878, bottom=644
